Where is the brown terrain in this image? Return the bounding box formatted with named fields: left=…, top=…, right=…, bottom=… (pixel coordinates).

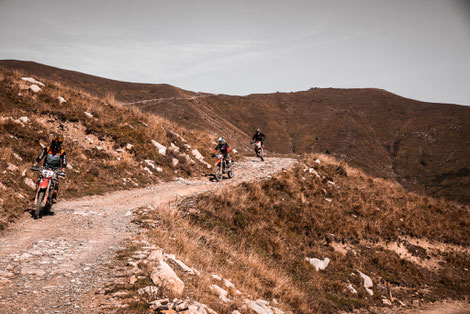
left=1, top=60, right=468, bottom=205
left=0, top=60, right=469, bottom=313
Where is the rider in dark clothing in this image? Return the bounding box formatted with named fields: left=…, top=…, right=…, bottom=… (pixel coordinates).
left=213, top=137, right=231, bottom=164
left=33, top=136, right=67, bottom=202
left=251, top=129, right=266, bottom=145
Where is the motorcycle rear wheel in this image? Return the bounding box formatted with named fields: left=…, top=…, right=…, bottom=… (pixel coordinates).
left=34, top=191, right=45, bottom=219
left=228, top=168, right=234, bottom=178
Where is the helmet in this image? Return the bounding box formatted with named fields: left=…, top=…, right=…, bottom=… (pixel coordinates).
left=51, top=136, right=63, bottom=151
left=218, top=137, right=225, bottom=144
left=256, top=129, right=261, bottom=133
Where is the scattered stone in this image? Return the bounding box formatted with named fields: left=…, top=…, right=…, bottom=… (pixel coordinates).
left=347, top=283, right=357, bottom=294
left=85, top=136, right=94, bottom=144
left=305, top=257, right=330, bottom=271
left=84, top=112, right=94, bottom=118
left=210, top=284, right=231, bottom=303
left=137, top=285, right=159, bottom=296
left=169, top=143, right=180, bottom=153
left=150, top=261, right=184, bottom=296
left=223, top=278, right=235, bottom=289
left=357, top=270, right=374, bottom=296
left=382, top=297, right=392, bottom=306
left=7, top=163, right=18, bottom=172
left=13, top=152, right=22, bottom=161
left=126, top=143, right=133, bottom=150
left=21, top=77, right=45, bottom=86
left=148, top=248, right=163, bottom=263
left=24, top=178, right=36, bottom=190
left=151, top=140, right=167, bottom=156
left=191, top=149, right=212, bottom=169
left=314, top=159, right=321, bottom=165
left=30, top=84, right=42, bottom=93
left=129, top=275, right=137, bottom=285
left=172, top=158, right=179, bottom=167
left=57, top=96, right=66, bottom=104
left=95, top=145, right=104, bottom=151
left=18, top=116, right=29, bottom=124
left=211, top=274, right=222, bottom=281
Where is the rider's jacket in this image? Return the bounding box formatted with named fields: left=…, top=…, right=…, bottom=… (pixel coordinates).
left=252, top=132, right=266, bottom=142
left=35, top=146, right=67, bottom=170
left=214, top=142, right=230, bottom=155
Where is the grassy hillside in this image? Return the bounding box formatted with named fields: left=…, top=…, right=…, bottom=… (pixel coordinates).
left=118, top=155, right=469, bottom=313
left=150, top=89, right=470, bottom=205
left=0, top=68, right=216, bottom=229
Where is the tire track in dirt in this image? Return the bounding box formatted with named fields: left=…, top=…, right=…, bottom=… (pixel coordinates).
left=0, top=157, right=296, bottom=313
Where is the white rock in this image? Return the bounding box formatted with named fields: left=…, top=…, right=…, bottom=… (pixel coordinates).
left=170, top=143, right=180, bottom=153
left=210, top=284, right=231, bottom=302
left=244, top=299, right=274, bottom=314
left=7, top=163, right=18, bottom=172
left=156, top=167, right=163, bottom=172
left=314, top=159, right=321, bottom=165
left=144, top=159, right=157, bottom=169
left=151, top=140, right=167, bottom=156
left=24, top=178, right=36, bottom=190
left=191, top=149, right=212, bottom=169
left=165, top=254, right=198, bottom=275
left=13, top=152, right=22, bottom=161
left=126, top=143, right=133, bottom=150
left=382, top=298, right=392, bottom=306
left=95, top=145, right=104, bottom=151
left=57, top=96, right=66, bottom=104
left=305, top=257, right=330, bottom=271
left=223, top=278, right=235, bottom=289
left=85, top=136, right=94, bottom=144
left=172, top=158, right=179, bottom=167
left=357, top=270, right=373, bottom=296
left=21, top=77, right=44, bottom=86
left=143, top=167, right=153, bottom=175
left=18, top=116, right=29, bottom=124
left=30, top=84, right=41, bottom=93
left=347, top=283, right=357, bottom=294
left=211, top=274, right=222, bottom=281
left=151, top=261, right=184, bottom=295
left=137, top=285, right=159, bottom=296
left=84, top=112, right=93, bottom=118
left=22, top=169, right=27, bottom=177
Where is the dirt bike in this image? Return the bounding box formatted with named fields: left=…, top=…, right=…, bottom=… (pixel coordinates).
left=31, top=166, right=66, bottom=219
left=251, top=141, right=265, bottom=161
left=213, top=154, right=234, bottom=182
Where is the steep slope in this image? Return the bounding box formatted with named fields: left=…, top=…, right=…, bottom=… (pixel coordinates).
left=108, top=154, right=469, bottom=313
left=0, top=69, right=216, bottom=229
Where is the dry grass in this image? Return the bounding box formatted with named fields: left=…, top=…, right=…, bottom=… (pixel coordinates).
left=116, top=154, right=469, bottom=313
left=0, top=68, right=217, bottom=230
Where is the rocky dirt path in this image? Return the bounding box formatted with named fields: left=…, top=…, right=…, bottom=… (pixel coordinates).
left=0, top=157, right=296, bottom=313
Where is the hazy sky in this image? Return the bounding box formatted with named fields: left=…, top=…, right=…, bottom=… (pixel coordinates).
left=1, top=0, right=469, bottom=105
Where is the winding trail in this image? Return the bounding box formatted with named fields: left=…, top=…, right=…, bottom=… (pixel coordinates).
left=0, top=157, right=296, bottom=313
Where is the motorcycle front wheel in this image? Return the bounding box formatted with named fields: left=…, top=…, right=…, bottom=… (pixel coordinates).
left=215, top=165, right=222, bottom=182
left=34, top=191, right=45, bottom=219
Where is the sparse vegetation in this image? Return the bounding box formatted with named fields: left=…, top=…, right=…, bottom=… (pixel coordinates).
left=119, top=154, right=469, bottom=313
left=0, top=68, right=216, bottom=229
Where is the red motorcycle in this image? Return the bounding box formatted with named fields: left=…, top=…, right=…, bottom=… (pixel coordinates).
left=31, top=166, right=66, bottom=219
left=213, top=154, right=234, bottom=182
left=251, top=141, right=265, bottom=161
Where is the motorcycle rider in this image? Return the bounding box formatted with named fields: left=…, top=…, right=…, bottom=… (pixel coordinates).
left=251, top=128, right=266, bottom=146
left=33, top=136, right=67, bottom=203
left=213, top=137, right=231, bottom=165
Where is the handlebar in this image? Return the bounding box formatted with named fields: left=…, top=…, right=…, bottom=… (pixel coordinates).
left=31, top=166, right=66, bottom=177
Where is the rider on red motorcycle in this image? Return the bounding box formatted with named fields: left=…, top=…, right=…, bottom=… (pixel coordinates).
left=251, top=129, right=266, bottom=146
left=33, top=136, right=67, bottom=203
left=213, top=137, right=231, bottom=165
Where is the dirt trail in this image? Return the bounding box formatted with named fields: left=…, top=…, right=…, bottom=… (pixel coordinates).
left=0, top=157, right=296, bottom=313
